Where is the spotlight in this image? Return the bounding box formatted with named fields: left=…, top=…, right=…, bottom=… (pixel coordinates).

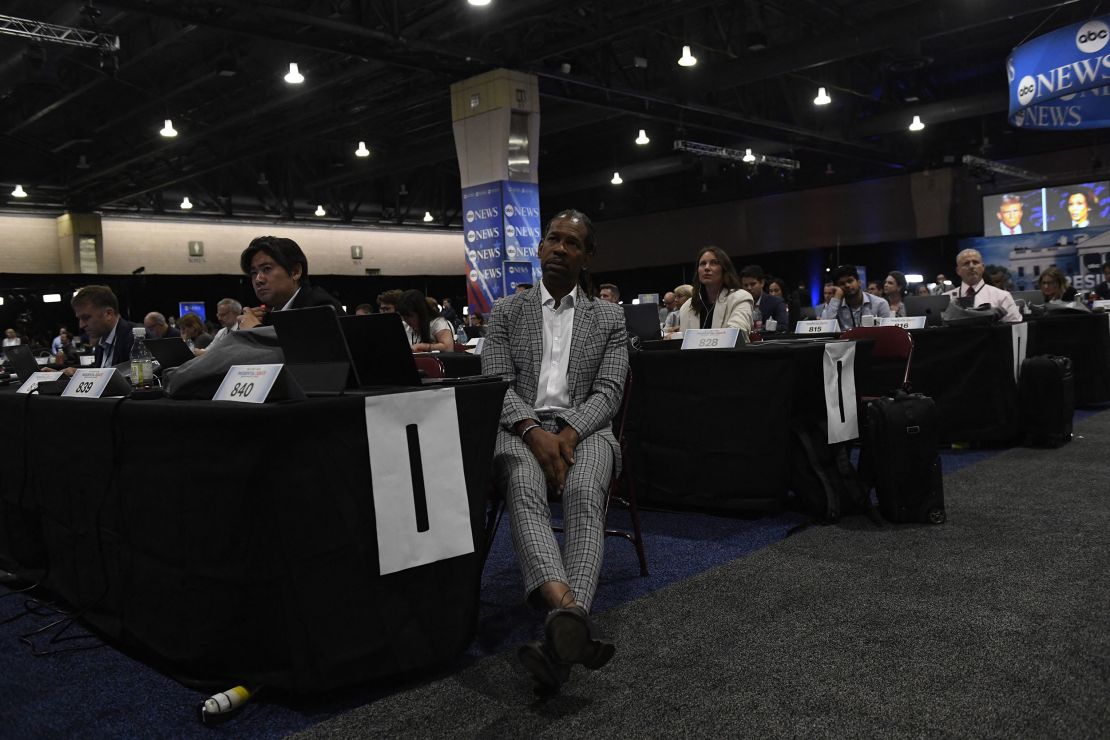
left=635, top=129, right=650, bottom=145
left=355, top=141, right=370, bottom=157
left=284, top=63, right=304, bottom=84
left=315, top=204, right=326, bottom=217
left=611, top=171, right=623, bottom=185
left=160, top=119, right=177, bottom=137
left=423, top=211, right=434, bottom=222
left=814, top=87, right=832, bottom=105
left=678, top=45, right=697, bottom=67
left=11, top=184, right=27, bottom=198
left=180, top=196, right=193, bottom=209
left=742, top=148, right=756, bottom=163
left=908, top=115, right=925, bottom=132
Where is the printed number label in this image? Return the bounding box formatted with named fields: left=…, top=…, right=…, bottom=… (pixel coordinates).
left=808, top=324, right=824, bottom=333
left=230, top=382, right=255, bottom=398
left=697, top=337, right=719, bottom=348
left=75, top=381, right=95, bottom=393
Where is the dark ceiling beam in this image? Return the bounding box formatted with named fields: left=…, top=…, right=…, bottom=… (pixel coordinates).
left=694, top=0, right=1082, bottom=94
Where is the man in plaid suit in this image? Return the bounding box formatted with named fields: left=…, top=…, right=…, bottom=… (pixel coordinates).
left=482, top=209, right=628, bottom=692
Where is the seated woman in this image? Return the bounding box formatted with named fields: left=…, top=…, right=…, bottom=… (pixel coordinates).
left=677, top=246, right=754, bottom=338
left=883, top=271, right=908, bottom=317
left=398, top=289, right=455, bottom=353
left=1039, top=266, right=1078, bottom=302
left=178, top=313, right=213, bottom=352
left=767, top=276, right=800, bottom=331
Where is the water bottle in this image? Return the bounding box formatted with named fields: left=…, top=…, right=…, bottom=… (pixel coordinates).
left=455, top=323, right=467, bottom=344
left=130, top=327, right=154, bottom=389
left=751, top=303, right=763, bottom=332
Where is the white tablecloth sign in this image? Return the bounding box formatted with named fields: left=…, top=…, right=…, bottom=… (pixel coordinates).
left=364, top=387, right=473, bottom=575
left=1011, top=322, right=1028, bottom=382
left=823, top=342, right=859, bottom=443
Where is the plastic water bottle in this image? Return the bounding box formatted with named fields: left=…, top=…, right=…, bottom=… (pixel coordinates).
left=455, top=323, right=467, bottom=344
left=751, top=304, right=763, bottom=332
left=130, top=327, right=154, bottom=389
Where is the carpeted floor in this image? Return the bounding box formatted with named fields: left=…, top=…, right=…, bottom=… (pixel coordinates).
left=292, top=410, right=1110, bottom=739
left=2, top=410, right=1107, bottom=737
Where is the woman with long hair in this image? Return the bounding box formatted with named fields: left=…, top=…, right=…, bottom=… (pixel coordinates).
left=677, top=246, right=754, bottom=338
left=397, top=289, right=455, bottom=352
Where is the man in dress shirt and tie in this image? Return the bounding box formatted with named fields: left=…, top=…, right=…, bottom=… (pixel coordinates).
left=70, top=285, right=140, bottom=369
left=944, top=248, right=1022, bottom=324
left=482, top=208, right=628, bottom=693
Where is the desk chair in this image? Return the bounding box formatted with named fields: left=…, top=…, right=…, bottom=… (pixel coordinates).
left=840, top=325, right=914, bottom=399
left=413, top=354, right=445, bottom=379
left=482, top=373, right=649, bottom=577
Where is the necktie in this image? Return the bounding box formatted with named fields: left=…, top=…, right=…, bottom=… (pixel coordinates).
left=965, top=286, right=975, bottom=299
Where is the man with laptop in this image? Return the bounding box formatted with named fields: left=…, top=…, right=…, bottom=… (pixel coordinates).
left=944, top=249, right=1022, bottom=324
left=482, top=208, right=627, bottom=693
left=237, top=236, right=342, bottom=329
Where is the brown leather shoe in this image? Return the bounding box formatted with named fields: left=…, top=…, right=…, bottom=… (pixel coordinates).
left=544, top=605, right=615, bottom=670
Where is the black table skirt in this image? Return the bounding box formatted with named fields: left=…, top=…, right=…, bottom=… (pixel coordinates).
left=0, top=381, right=506, bottom=693
left=626, top=341, right=871, bottom=512
left=1026, top=313, right=1110, bottom=407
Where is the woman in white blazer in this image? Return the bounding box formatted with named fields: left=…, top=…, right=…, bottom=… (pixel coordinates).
left=678, top=246, right=754, bottom=339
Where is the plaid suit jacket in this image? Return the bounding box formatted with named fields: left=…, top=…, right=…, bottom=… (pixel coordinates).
left=482, top=286, right=628, bottom=441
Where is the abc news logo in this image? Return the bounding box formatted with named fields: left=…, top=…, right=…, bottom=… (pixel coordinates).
left=1077, top=20, right=1109, bottom=54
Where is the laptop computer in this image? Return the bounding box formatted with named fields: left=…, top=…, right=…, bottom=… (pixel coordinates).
left=904, top=295, right=951, bottom=327
left=270, top=306, right=360, bottom=394
left=4, top=345, right=42, bottom=382
left=338, top=313, right=422, bottom=387
left=145, top=337, right=196, bottom=369
left=623, top=303, right=662, bottom=343
left=1012, top=290, right=1044, bottom=306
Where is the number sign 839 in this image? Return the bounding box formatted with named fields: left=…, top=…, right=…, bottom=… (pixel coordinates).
left=75, top=381, right=95, bottom=394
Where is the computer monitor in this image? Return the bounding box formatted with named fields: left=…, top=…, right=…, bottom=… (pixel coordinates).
left=270, top=306, right=358, bottom=394
left=178, top=301, right=206, bottom=323
left=338, top=313, right=422, bottom=387
left=904, top=295, right=951, bottom=328
left=145, top=338, right=195, bottom=369
left=623, top=303, right=661, bottom=343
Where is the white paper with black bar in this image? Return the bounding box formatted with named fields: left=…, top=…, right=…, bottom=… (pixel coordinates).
left=364, top=387, right=472, bottom=575
left=822, top=342, right=859, bottom=443
left=1011, top=322, right=1028, bottom=383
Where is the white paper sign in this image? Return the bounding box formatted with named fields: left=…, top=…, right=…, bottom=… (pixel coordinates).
left=364, top=388, right=472, bottom=575
left=878, top=316, right=926, bottom=330
left=16, top=371, right=61, bottom=394
left=1011, top=322, right=1029, bottom=383
left=796, top=319, right=839, bottom=335
left=680, top=328, right=739, bottom=350
left=823, top=342, right=859, bottom=443
left=213, top=364, right=283, bottom=403
left=1093, top=300, right=1110, bottom=310
left=62, top=368, right=118, bottom=398
left=79, top=355, right=95, bottom=367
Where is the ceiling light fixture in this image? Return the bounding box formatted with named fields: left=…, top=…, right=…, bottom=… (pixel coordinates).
left=814, top=87, right=832, bottom=106
left=76, top=154, right=90, bottom=169
left=635, top=129, right=650, bottom=145
left=355, top=141, right=370, bottom=157
left=180, top=196, right=193, bottom=209
left=611, top=171, right=623, bottom=185
left=423, top=211, right=434, bottom=222
left=43, top=294, right=62, bottom=304
left=908, top=115, right=925, bottom=132
left=160, top=119, right=177, bottom=137
left=678, top=45, right=697, bottom=67
left=11, top=184, right=27, bottom=198
left=284, top=63, right=304, bottom=84
left=742, top=148, right=756, bottom=163
left=314, top=204, right=326, bottom=217
left=468, top=0, right=492, bottom=5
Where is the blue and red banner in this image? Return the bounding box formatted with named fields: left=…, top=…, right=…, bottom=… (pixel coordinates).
left=463, top=180, right=542, bottom=315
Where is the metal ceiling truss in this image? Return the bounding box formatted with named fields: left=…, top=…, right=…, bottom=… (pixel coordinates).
left=0, top=13, right=120, bottom=52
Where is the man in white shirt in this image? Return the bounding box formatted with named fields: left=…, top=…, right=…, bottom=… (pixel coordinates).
left=482, top=209, right=627, bottom=693
left=945, top=248, right=1022, bottom=324
left=208, top=298, right=242, bottom=346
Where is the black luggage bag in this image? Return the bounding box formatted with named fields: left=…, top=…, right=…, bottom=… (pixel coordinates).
left=864, top=392, right=946, bottom=524
left=1019, top=355, right=1074, bottom=448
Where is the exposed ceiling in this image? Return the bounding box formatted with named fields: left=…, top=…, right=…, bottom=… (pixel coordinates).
left=0, top=0, right=1105, bottom=227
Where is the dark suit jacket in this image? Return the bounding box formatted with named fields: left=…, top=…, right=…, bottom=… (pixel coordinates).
left=755, top=293, right=788, bottom=331
left=261, top=284, right=344, bottom=325
left=95, top=317, right=140, bottom=367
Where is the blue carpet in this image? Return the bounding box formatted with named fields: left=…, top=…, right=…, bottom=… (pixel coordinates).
left=0, top=505, right=804, bottom=738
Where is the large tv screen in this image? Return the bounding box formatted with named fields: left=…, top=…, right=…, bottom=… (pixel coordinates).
left=982, top=181, right=1109, bottom=236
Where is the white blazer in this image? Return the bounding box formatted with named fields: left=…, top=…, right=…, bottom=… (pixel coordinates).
left=677, top=287, right=755, bottom=337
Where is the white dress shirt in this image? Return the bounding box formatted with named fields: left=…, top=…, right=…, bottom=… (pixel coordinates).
left=535, top=282, right=577, bottom=413
left=100, top=321, right=119, bottom=367
left=1000, top=223, right=1022, bottom=235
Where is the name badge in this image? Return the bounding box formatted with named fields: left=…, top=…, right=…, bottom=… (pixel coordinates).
left=213, top=364, right=284, bottom=403
left=680, top=328, right=739, bottom=350
left=877, top=316, right=926, bottom=329
left=795, top=319, right=838, bottom=334
left=62, top=368, right=122, bottom=398
left=17, top=371, right=62, bottom=394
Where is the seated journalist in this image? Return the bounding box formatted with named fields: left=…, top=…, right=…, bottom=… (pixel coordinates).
left=821, top=265, right=891, bottom=329
left=482, top=208, right=627, bottom=693
left=944, top=248, right=1021, bottom=324
left=397, top=289, right=455, bottom=353
left=65, top=285, right=140, bottom=375
left=678, top=246, right=754, bottom=338
left=237, top=236, right=342, bottom=328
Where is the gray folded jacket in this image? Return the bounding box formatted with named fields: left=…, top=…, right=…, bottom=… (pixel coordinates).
left=163, top=326, right=284, bottom=399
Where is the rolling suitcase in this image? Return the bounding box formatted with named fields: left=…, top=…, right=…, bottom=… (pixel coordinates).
left=865, top=392, right=946, bottom=524
left=1019, top=355, right=1074, bottom=448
